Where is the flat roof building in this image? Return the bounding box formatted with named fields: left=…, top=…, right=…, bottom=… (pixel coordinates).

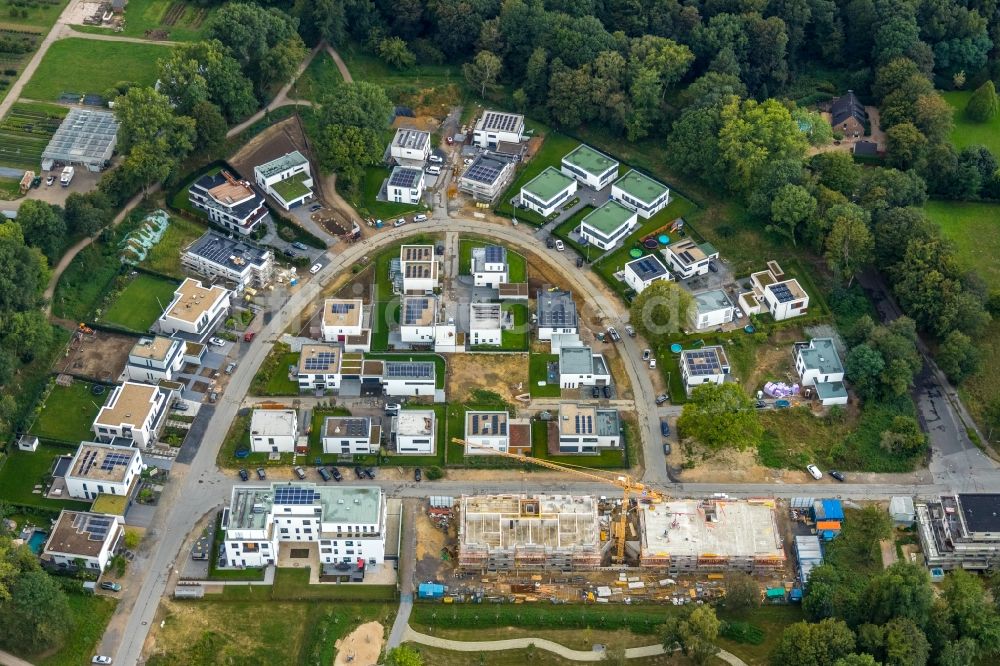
left=796, top=338, right=847, bottom=405
left=254, top=151, right=314, bottom=211
left=537, top=289, right=578, bottom=340
left=561, top=144, right=619, bottom=189
left=42, top=510, right=123, bottom=572
left=157, top=277, right=232, bottom=342
left=917, top=494, right=1000, bottom=570
left=555, top=403, right=620, bottom=453
left=92, top=381, right=169, bottom=448
left=664, top=239, right=719, bottom=280
left=611, top=170, right=670, bottom=219
left=473, top=110, right=525, bottom=148
left=41, top=108, right=118, bottom=172
left=390, top=128, right=431, bottom=163
left=458, top=494, right=602, bottom=570
left=691, top=289, right=735, bottom=331
left=64, top=441, right=144, bottom=501
left=188, top=169, right=269, bottom=235
left=579, top=200, right=637, bottom=251
left=322, top=416, right=380, bottom=455
left=469, top=302, right=502, bottom=347
left=249, top=409, right=298, bottom=453
left=182, top=231, right=274, bottom=290
left=623, top=254, right=672, bottom=294
left=392, top=409, right=436, bottom=454
left=520, top=167, right=577, bottom=218
left=125, top=335, right=186, bottom=384
left=297, top=344, right=342, bottom=392
left=464, top=410, right=509, bottom=455
left=680, top=346, right=731, bottom=394
left=458, top=152, right=516, bottom=202
left=471, top=245, right=508, bottom=288
left=386, top=166, right=424, bottom=205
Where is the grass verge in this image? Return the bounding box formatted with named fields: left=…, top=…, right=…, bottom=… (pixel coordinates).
left=29, top=381, right=103, bottom=443
left=102, top=273, right=179, bottom=332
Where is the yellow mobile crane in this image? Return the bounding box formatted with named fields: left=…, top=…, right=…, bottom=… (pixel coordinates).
left=452, top=437, right=666, bottom=564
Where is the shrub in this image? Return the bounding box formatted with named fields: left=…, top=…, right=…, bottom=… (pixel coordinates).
left=425, top=466, right=444, bottom=480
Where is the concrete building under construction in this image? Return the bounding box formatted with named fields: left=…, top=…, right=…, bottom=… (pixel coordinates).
left=458, top=494, right=603, bottom=571
left=637, top=499, right=785, bottom=573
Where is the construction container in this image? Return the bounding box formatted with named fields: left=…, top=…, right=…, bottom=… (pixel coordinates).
left=707, top=573, right=724, bottom=580
left=812, top=499, right=844, bottom=522
left=418, top=583, right=445, bottom=599
left=765, top=587, right=786, bottom=600
left=815, top=520, right=841, bottom=532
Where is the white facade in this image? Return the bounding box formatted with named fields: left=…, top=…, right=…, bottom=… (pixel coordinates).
left=386, top=166, right=425, bottom=204
left=254, top=151, right=314, bottom=210
left=400, top=295, right=440, bottom=343
left=519, top=167, right=577, bottom=218
left=537, top=289, right=578, bottom=341
left=64, top=442, right=144, bottom=501
left=560, top=144, right=619, bottom=189
left=43, top=511, right=123, bottom=572
left=796, top=338, right=845, bottom=387
left=399, top=245, right=439, bottom=293
left=390, top=128, right=431, bottom=162
left=250, top=409, right=298, bottom=453
left=464, top=410, right=509, bottom=455
left=558, top=347, right=611, bottom=389
left=223, top=484, right=386, bottom=569
left=469, top=302, right=502, bottom=347
left=392, top=410, right=436, bottom=454
left=578, top=200, right=638, bottom=251
left=473, top=110, right=524, bottom=148
left=762, top=279, right=809, bottom=321
left=471, top=245, right=509, bottom=288
left=623, top=255, right=672, bottom=294
left=188, top=170, right=269, bottom=235
left=664, top=240, right=718, bottom=280
left=181, top=232, right=274, bottom=290
left=690, top=290, right=734, bottom=331
left=680, top=347, right=730, bottom=395
left=610, top=170, right=670, bottom=219
left=320, top=299, right=365, bottom=342
left=125, top=336, right=186, bottom=383
left=322, top=417, right=377, bottom=455
left=555, top=404, right=621, bottom=453
left=92, top=382, right=169, bottom=447
left=382, top=361, right=436, bottom=397
left=157, top=278, right=232, bottom=342
left=296, top=345, right=342, bottom=392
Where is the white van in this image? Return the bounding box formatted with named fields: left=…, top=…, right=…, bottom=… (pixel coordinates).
left=413, top=214, right=428, bottom=222
left=426, top=165, right=441, bottom=175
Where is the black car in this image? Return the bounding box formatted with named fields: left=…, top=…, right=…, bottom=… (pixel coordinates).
left=256, top=467, right=266, bottom=480
left=591, top=386, right=600, bottom=399
left=708, top=261, right=718, bottom=273
left=660, top=419, right=670, bottom=437
left=331, top=467, right=343, bottom=482
left=655, top=394, right=668, bottom=405
left=545, top=236, right=555, bottom=249
left=354, top=466, right=365, bottom=479
left=365, top=467, right=376, bottom=479
left=829, top=470, right=846, bottom=482
left=317, top=467, right=331, bottom=482
left=576, top=256, right=584, bottom=268
left=283, top=249, right=296, bottom=259
left=238, top=468, right=249, bottom=482
left=602, top=385, right=612, bottom=399
left=414, top=468, right=422, bottom=482
left=755, top=400, right=767, bottom=409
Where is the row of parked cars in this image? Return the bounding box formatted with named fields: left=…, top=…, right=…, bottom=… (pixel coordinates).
left=237, top=465, right=377, bottom=483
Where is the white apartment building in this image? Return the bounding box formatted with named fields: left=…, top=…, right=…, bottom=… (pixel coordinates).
left=389, top=128, right=431, bottom=163
left=43, top=511, right=123, bottom=572
left=555, top=404, right=621, bottom=453
left=188, top=169, right=269, bottom=235
left=578, top=200, right=638, bottom=250
left=386, top=166, right=425, bottom=204
left=223, top=484, right=387, bottom=569
left=520, top=167, right=577, bottom=218
left=92, top=382, right=169, bottom=447
left=399, top=245, right=439, bottom=293
left=382, top=361, right=436, bottom=397
left=469, top=302, right=502, bottom=346
left=125, top=336, right=186, bottom=383
left=537, top=289, right=578, bottom=340
left=392, top=410, right=436, bottom=454
left=458, top=152, right=516, bottom=202
left=249, top=409, right=298, bottom=453
left=561, top=144, right=619, bottom=189
left=796, top=338, right=848, bottom=406
left=322, top=416, right=380, bottom=455
left=254, top=151, right=314, bottom=210
left=64, top=442, right=144, bottom=501
left=157, top=278, right=232, bottom=342
left=558, top=346, right=611, bottom=389
left=690, top=289, right=735, bottom=331
left=917, top=494, right=1000, bottom=571
left=471, top=245, right=508, bottom=288
left=472, top=110, right=524, bottom=149
left=623, top=254, right=672, bottom=294
left=181, top=231, right=274, bottom=290
left=611, top=170, right=670, bottom=219
left=680, top=346, right=730, bottom=395
left=738, top=263, right=809, bottom=322
left=297, top=345, right=342, bottom=392
left=320, top=299, right=366, bottom=343
left=463, top=410, right=509, bottom=455
left=664, top=240, right=719, bottom=280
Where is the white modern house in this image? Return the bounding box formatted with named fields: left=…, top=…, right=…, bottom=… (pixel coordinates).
left=536, top=289, right=578, bottom=340
left=322, top=416, right=379, bottom=455
left=472, top=110, right=524, bottom=149
left=463, top=410, right=509, bottom=455
left=399, top=245, right=439, bottom=293
left=796, top=338, right=848, bottom=406
left=157, top=278, right=232, bottom=343
left=386, top=166, right=424, bottom=205
left=561, top=144, right=619, bottom=189
left=555, top=404, right=621, bottom=453
left=182, top=232, right=274, bottom=291
left=520, top=167, right=577, bottom=218
left=579, top=200, right=637, bottom=250
left=222, top=484, right=387, bottom=569
left=43, top=511, right=123, bottom=572
left=471, top=245, right=508, bottom=288
left=664, top=240, right=719, bottom=280
left=249, top=409, right=298, bottom=453
left=320, top=299, right=365, bottom=343
left=469, top=302, right=502, bottom=347
left=738, top=262, right=809, bottom=321
left=125, top=336, right=186, bottom=383
left=389, top=128, right=431, bottom=163
left=623, top=254, right=672, bottom=294
left=558, top=346, right=611, bottom=389
left=297, top=345, right=342, bottom=392
left=680, top=347, right=731, bottom=395
left=392, top=410, right=436, bottom=454
left=92, top=382, right=169, bottom=448
left=254, top=151, right=313, bottom=210
left=188, top=169, right=269, bottom=235
left=64, top=442, right=144, bottom=501
left=690, top=289, right=735, bottom=331
left=458, top=153, right=516, bottom=202
left=611, top=170, right=670, bottom=219
left=382, top=361, right=436, bottom=397
left=400, top=295, right=441, bottom=344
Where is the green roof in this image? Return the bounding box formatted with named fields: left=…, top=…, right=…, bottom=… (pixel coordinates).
left=522, top=167, right=575, bottom=202
left=613, top=170, right=668, bottom=204
left=581, top=200, right=635, bottom=235
left=256, top=151, right=308, bottom=178
left=562, top=144, right=618, bottom=177
left=270, top=171, right=311, bottom=203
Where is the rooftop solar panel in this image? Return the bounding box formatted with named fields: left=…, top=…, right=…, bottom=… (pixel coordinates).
left=303, top=351, right=337, bottom=371
left=384, top=362, right=434, bottom=379
left=330, top=303, right=355, bottom=314
left=484, top=245, right=505, bottom=263
left=100, top=452, right=131, bottom=471
left=389, top=168, right=421, bottom=189
left=684, top=349, right=724, bottom=376
left=274, top=486, right=319, bottom=505
left=770, top=283, right=794, bottom=303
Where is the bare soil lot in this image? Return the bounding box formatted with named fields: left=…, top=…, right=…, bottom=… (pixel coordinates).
left=446, top=353, right=528, bottom=403
left=53, top=328, right=136, bottom=382
left=229, top=117, right=310, bottom=179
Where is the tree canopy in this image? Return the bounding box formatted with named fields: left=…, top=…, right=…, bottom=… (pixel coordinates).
left=677, top=383, right=763, bottom=451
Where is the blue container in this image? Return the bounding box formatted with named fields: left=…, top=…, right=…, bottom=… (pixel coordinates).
left=418, top=583, right=445, bottom=599
left=670, top=343, right=682, bottom=354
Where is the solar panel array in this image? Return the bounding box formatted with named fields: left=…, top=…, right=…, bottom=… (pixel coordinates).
left=101, top=451, right=132, bottom=471
left=303, top=350, right=338, bottom=371
left=464, top=156, right=504, bottom=184
left=538, top=291, right=578, bottom=327
left=330, top=302, right=356, bottom=315
left=389, top=168, right=421, bottom=189
left=472, top=413, right=507, bottom=435
left=629, top=256, right=666, bottom=280
left=574, top=414, right=594, bottom=434
left=404, top=263, right=432, bottom=278
left=190, top=232, right=268, bottom=268
left=403, top=298, right=430, bottom=324
left=484, top=245, right=505, bottom=263
left=385, top=362, right=433, bottom=379
left=482, top=111, right=521, bottom=132
left=275, top=486, right=319, bottom=505
left=684, top=349, right=724, bottom=376
left=770, top=283, right=795, bottom=303
left=84, top=515, right=114, bottom=541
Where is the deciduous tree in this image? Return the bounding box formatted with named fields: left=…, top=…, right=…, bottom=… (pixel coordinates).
left=723, top=571, right=760, bottom=611
left=662, top=605, right=720, bottom=666
left=936, top=330, right=982, bottom=384
left=769, top=183, right=816, bottom=245
left=629, top=280, right=692, bottom=341
left=16, top=200, right=65, bottom=262
left=378, top=37, right=416, bottom=70
left=824, top=204, right=873, bottom=286
left=463, top=50, right=502, bottom=98
left=677, top=383, right=763, bottom=451
left=771, top=619, right=856, bottom=666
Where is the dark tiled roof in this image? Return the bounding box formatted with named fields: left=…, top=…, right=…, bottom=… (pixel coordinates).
left=831, top=91, right=866, bottom=126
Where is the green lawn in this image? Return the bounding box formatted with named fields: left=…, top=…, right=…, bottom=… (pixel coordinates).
left=458, top=239, right=528, bottom=282
left=292, top=52, right=344, bottom=103
left=221, top=568, right=398, bottom=601
left=495, top=123, right=582, bottom=224
left=102, top=273, right=179, bottom=332
left=1, top=0, right=70, bottom=28
left=33, top=591, right=117, bottom=666
left=925, top=199, right=1000, bottom=288
left=70, top=0, right=215, bottom=42
left=0, top=443, right=91, bottom=511
left=346, top=165, right=424, bottom=220
left=531, top=417, right=626, bottom=468
left=942, top=90, right=1000, bottom=155
left=338, top=40, right=462, bottom=100
left=21, top=38, right=169, bottom=100
left=250, top=350, right=300, bottom=397
left=29, top=381, right=103, bottom=443
left=501, top=302, right=528, bottom=350
left=528, top=353, right=561, bottom=397
left=51, top=242, right=121, bottom=321
left=0, top=176, right=21, bottom=200
left=140, top=215, right=207, bottom=278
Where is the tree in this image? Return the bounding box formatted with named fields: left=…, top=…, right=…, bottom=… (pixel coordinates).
left=771, top=619, right=856, bottom=666
left=862, top=561, right=934, bottom=627
left=629, top=280, right=692, bottom=341
left=942, top=568, right=1000, bottom=655
left=885, top=122, right=927, bottom=169
left=833, top=655, right=881, bottom=666
left=668, top=101, right=726, bottom=187
left=189, top=101, right=227, bottom=153
left=662, top=605, right=719, bottom=666
left=626, top=65, right=660, bottom=141
left=846, top=343, right=886, bottom=402
left=0, top=236, right=48, bottom=314
left=0, top=569, right=73, bottom=650
left=378, top=37, right=416, bottom=70
left=966, top=81, right=999, bottom=122
left=938, top=638, right=979, bottom=666
left=769, top=184, right=816, bottom=245
left=114, top=87, right=196, bottom=165
left=319, top=81, right=393, bottom=131
left=1, top=311, right=54, bottom=364
left=717, top=97, right=808, bottom=194
left=677, top=383, right=763, bottom=451
left=463, top=50, right=502, bottom=98
left=936, top=330, right=982, bottom=384
left=724, top=572, right=760, bottom=611
left=64, top=192, right=112, bottom=237
left=825, top=205, right=873, bottom=286
left=794, top=108, right=834, bottom=147
left=158, top=40, right=256, bottom=122
left=880, top=415, right=927, bottom=457
left=810, top=152, right=862, bottom=195
left=385, top=646, right=423, bottom=666
left=314, top=124, right=383, bottom=188
left=628, top=34, right=693, bottom=95
left=523, top=47, right=549, bottom=104
left=16, top=200, right=65, bottom=261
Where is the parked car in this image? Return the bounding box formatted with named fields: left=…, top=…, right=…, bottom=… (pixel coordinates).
left=663, top=443, right=671, bottom=455
left=224, top=362, right=236, bottom=374
left=45, top=175, right=55, bottom=186
left=545, top=236, right=555, bottom=249
left=591, top=386, right=600, bottom=399
left=414, top=468, right=422, bottom=482
left=708, top=261, right=718, bottom=273
left=660, top=419, right=670, bottom=437
left=365, top=468, right=376, bottom=479
left=385, top=403, right=401, bottom=415
left=754, top=400, right=767, bottom=409
left=595, top=331, right=606, bottom=343
left=607, top=326, right=621, bottom=342
left=429, top=154, right=444, bottom=164
left=426, top=165, right=441, bottom=175
left=413, top=214, right=428, bottom=222
left=806, top=464, right=823, bottom=480
left=331, top=467, right=343, bottom=482
left=317, top=467, right=331, bottom=482
left=463, top=158, right=473, bottom=165
left=435, top=244, right=445, bottom=255
left=354, top=466, right=365, bottom=479
left=309, top=262, right=323, bottom=274
left=393, top=218, right=406, bottom=227
left=655, top=394, right=668, bottom=405
left=308, top=204, right=322, bottom=212
left=283, top=249, right=296, bottom=259
left=642, top=349, right=651, bottom=361
left=172, top=401, right=188, bottom=411
left=624, top=325, right=636, bottom=337
left=649, top=359, right=657, bottom=369
left=92, top=657, right=112, bottom=665
left=99, top=581, right=121, bottom=592
left=208, top=337, right=226, bottom=347
left=734, top=308, right=744, bottom=319
left=243, top=331, right=255, bottom=342
left=554, top=240, right=565, bottom=251
left=256, top=467, right=266, bottom=480
left=208, top=391, right=219, bottom=403
left=829, top=470, right=846, bottom=482
left=292, top=241, right=308, bottom=250
left=238, top=468, right=249, bottom=482
left=293, top=466, right=306, bottom=480
left=602, top=385, right=612, bottom=399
